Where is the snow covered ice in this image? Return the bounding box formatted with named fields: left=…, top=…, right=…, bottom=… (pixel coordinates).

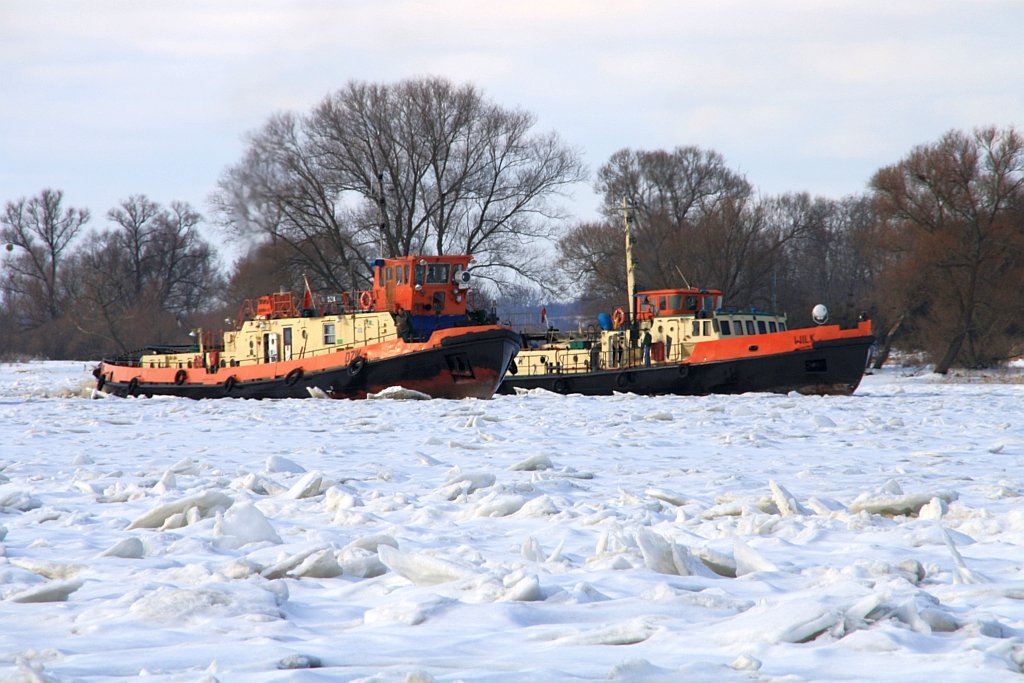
left=3, top=362, right=1024, bottom=681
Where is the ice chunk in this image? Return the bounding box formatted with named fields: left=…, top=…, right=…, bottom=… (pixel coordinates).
left=807, top=496, right=846, bottom=515
left=508, top=454, right=553, bottom=471
left=556, top=618, right=654, bottom=645
left=849, top=489, right=957, bottom=517
left=277, top=654, right=322, bottom=670
left=943, top=526, right=990, bottom=584
left=7, top=579, right=83, bottom=603
left=98, top=537, right=144, bottom=559
left=261, top=545, right=330, bottom=579
left=127, top=490, right=233, bottom=530
left=918, top=497, right=948, bottom=520
left=266, top=455, right=305, bottom=474
left=733, top=538, right=779, bottom=575
left=282, top=471, right=324, bottom=499
left=503, top=574, right=543, bottom=602
left=0, top=488, right=41, bottom=511
left=607, top=658, right=673, bottom=679
left=646, top=488, right=688, bottom=507
left=438, top=470, right=495, bottom=500
left=343, top=534, right=398, bottom=553
left=471, top=492, right=525, bottom=518
left=769, top=479, right=810, bottom=516
left=214, top=502, right=282, bottom=549
left=730, top=654, right=762, bottom=671
left=152, top=470, right=176, bottom=494
left=168, top=457, right=200, bottom=475
left=323, top=486, right=360, bottom=512
left=695, top=546, right=737, bottom=578
left=366, top=386, right=431, bottom=400
left=338, top=549, right=388, bottom=578
left=515, top=495, right=560, bottom=517
left=363, top=596, right=454, bottom=625
left=290, top=549, right=343, bottom=578
left=635, top=528, right=715, bottom=577
left=377, top=544, right=472, bottom=585
left=813, top=414, right=836, bottom=428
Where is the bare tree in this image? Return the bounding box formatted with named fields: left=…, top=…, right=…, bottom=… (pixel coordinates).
left=68, top=196, right=223, bottom=353
left=871, top=126, right=1024, bottom=372
left=1, top=189, right=89, bottom=327
left=561, top=146, right=806, bottom=308
left=768, top=193, right=878, bottom=326
left=213, top=77, right=585, bottom=293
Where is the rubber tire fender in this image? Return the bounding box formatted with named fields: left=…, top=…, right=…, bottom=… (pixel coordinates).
left=348, top=356, right=366, bottom=377
left=223, top=375, right=237, bottom=393
left=127, top=377, right=140, bottom=396
left=174, top=369, right=188, bottom=385
left=284, top=368, right=304, bottom=386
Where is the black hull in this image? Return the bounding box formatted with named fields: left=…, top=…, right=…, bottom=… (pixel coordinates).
left=100, top=329, right=520, bottom=400
left=499, top=335, right=874, bottom=397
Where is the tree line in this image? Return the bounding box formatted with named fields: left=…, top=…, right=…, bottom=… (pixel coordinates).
left=2, top=77, right=1023, bottom=371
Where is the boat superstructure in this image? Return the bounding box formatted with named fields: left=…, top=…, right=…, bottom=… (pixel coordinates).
left=94, top=254, right=521, bottom=400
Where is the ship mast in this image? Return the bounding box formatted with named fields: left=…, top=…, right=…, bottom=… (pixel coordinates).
left=622, top=197, right=637, bottom=324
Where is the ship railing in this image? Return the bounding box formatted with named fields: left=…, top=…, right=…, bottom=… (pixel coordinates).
left=189, top=326, right=402, bottom=371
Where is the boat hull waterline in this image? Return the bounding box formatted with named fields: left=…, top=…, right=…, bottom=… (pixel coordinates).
left=97, top=327, right=521, bottom=400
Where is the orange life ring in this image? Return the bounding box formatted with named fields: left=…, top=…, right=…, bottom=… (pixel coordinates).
left=612, top=307, right=626, bottom=329
left=359, top=291, right=373, bottom=310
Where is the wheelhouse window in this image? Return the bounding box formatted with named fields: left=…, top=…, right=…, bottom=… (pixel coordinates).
left=746, top=320, right=755, bottom=335
left=323, top=323, right=336, bottom=345
left=703, top=320, right=711, bottom=336
left=685, top=295, right=698, bottom=310
left=769, top=321, right=777, bottom=332
left=720, top=320, right=732, bottom=335
left=669, top=294, right=682, bottom=310
left=733, top=321, right=744, bottom=336
left=757, top=321, right=767, bottom=334
left=692, top=320, right=701, bottom=336
left=426, top=263, right=450, bottom=284
left=779, top=321, right=787, bottom=331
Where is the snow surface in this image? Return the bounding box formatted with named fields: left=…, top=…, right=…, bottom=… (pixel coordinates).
left=3, top=361, right=1024, bottom=681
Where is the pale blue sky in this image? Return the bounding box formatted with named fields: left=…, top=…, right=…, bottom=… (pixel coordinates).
left=3, top=0, right=1022, bottom=245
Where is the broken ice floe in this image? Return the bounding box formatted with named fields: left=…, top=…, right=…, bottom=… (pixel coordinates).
left=127, top=490, right=233, bottom=530
left=366, top=386, right=432, bottom=400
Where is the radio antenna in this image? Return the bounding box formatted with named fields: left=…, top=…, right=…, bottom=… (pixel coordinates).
left=674, top=265, right=691, bottom=289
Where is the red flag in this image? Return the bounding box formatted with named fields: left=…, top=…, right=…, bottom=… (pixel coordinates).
left=302, top=275, right=313, bottom=310
left=540, top=306, right=547, bottom=324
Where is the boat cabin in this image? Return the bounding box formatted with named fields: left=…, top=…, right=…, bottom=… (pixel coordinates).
left=365, top=255, right=473, bottom=333
left=633, top=288, right=723, bottom=320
